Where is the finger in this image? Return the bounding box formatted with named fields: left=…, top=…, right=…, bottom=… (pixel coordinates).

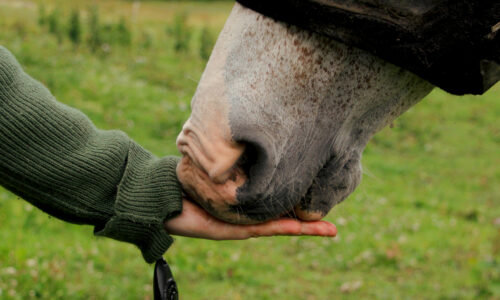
left=211, top=219, right=299, bottom=240
left=245, top=219, right=337, bottom=238
left=299, top=220, right=337, bottom=236
left=246, top=219, right=302, bottom=237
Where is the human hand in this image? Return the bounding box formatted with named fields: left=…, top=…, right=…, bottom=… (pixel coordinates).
left=164, top=198, right=337, bottom=240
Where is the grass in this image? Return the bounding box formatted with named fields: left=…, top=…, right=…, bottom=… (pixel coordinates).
left=0, top=0, right=499, bottom=299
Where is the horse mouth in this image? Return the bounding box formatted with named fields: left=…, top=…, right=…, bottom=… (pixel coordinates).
left=175, top=124, right=332, bottom=224
left=176, top=155, right=260, bottom=224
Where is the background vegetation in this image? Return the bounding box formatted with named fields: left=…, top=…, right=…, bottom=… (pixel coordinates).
left=0, top=0, right=498, bottom=299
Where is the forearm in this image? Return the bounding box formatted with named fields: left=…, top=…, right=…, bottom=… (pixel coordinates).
left=0, top=46, right=182, bottom=263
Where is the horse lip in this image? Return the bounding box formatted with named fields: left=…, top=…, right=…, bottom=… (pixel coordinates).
left=176, top=121, right=246, bottom=184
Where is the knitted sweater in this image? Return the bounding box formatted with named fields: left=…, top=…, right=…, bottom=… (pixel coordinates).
left=0, top=46, right=183, bottom=263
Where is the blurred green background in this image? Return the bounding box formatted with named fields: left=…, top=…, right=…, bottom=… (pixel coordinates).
left=0, top=0, right=499, bottom=299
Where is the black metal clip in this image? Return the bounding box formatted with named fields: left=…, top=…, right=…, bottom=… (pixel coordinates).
left=154, top=258, right=179, bottom=300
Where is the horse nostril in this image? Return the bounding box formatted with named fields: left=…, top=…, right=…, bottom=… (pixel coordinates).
left=235, top=142, right=257, bottom=178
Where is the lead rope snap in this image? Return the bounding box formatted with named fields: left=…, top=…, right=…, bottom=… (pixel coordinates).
left=154, top=258, right=179, bottom=300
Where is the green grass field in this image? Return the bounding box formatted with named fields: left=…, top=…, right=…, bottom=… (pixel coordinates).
left=0, top=1, right=499, bottom=299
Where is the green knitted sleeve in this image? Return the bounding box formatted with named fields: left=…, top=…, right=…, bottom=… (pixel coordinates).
left=0, top=46, right=183, bottom=263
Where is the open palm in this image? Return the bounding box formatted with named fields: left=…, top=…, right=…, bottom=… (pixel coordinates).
left=164, top=198, right=337, bottom=240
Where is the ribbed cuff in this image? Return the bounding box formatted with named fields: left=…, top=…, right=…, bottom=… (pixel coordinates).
left=95, top=151, right=183, bottom=263
left=94, top=217, right=175, bottom=263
